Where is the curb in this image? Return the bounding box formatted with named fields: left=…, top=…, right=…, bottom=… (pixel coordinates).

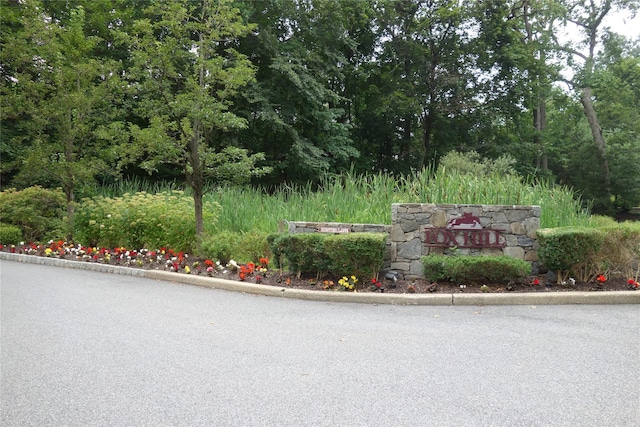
left=2, top=252, right=639, bottom=306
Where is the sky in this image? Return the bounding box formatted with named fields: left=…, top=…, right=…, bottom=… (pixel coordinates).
left=605, top=9, right=640, bottom=39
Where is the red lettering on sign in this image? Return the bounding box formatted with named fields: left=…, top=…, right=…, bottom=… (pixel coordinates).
left=425, top=228, right=505, bottom=248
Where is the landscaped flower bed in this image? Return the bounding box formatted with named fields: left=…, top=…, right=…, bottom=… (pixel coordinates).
left=1, top=241, right=636, bottom=294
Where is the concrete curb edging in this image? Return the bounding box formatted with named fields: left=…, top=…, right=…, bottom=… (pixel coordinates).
left=2, top=252, right=639, bottom=306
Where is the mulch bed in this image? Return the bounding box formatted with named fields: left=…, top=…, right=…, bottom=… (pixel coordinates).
left=2, top=245, right=636, bottom=294
left=246, top=271, right=634, bottom=294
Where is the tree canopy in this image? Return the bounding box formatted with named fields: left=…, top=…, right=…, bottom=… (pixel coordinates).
left=2, top=0, right=639, bottom=215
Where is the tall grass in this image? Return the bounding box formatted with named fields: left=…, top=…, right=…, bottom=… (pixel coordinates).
left=96, top=169, right=594, bottom=235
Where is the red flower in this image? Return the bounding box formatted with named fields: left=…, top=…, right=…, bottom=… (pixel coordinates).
left=596, top=275, right=607, bottom=283
left=628, top=279, right=639, bottom=288
left=532, top=278, right=540, bottom=286
left=204, top=259, right=214, bottom=267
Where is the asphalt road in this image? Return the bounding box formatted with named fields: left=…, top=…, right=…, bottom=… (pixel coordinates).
left=1, top=260, right=639, bottom=427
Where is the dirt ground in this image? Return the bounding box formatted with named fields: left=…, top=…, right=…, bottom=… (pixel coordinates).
left=227, top=270, right=635, bottom=294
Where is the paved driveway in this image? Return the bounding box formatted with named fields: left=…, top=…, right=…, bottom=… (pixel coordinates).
left=2, top=260, right=639, bottom=426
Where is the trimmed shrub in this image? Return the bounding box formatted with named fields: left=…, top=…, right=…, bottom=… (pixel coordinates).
left=323, top=233, right=387, bottom=279
left=268, top=232, right=388, bottom=279
left=536, top=227, right=606, bottom=282
left=422, top=254, right=531, bottom=284
left=0, top=186, right=66, bottom=242
left=276, top=233, right=328, bottom=277
left=0, top=223, right=23, bottom=245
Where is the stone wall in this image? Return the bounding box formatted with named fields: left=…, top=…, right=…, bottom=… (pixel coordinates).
left=286, top=221, right=391, bottom=235
left=391, top=204, right=540, bottom=279
left=285, top=204, right=540, bottom=279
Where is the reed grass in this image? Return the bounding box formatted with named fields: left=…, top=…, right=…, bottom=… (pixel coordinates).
left=96, top=169, right=594, bottom=235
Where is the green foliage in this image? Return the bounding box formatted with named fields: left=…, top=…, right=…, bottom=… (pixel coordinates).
left=74, top=191, right=221, bottom=252
left=234, top=0, right=360, bottom=183
left=0, top=186, right=66, bottom=242
left=207, top=147, right=272, bottom=186
left=0, top=223, right=23, bottom=245
left=421, top=254, right=531, bottom=284
left=536, top=227, right=606, bottom=282
left=234, top=231, right=272, bottom=264
left=274, top=233, right=328, bottom=277
left=438, top=151, right=518, bottom=178
left=198, top=230, right=271, bottom=264
left=537, top=222, right=640, bottom=283
left=121, top=0, right=259, bottom=234
left=323, top=233, right=387, bottom=279
left=198, top=231, right=236, bottom=264
left=268, top=232, right=387, bottom=279
left=536, top=227, right=606, bottom=271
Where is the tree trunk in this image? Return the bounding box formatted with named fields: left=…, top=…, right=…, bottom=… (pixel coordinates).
left=193, top=183, right=204, bottom=236
left=190, top=118, right=204, bottom=236
left=421, top=109, right=434, bottom=168
left=533, top=101, right=547, bottom=170
left=580, top=86, right=612, bottom=204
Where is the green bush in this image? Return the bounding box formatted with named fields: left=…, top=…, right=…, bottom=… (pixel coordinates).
left=234, top=231, right=272, bottom=264
left=0, top=223, right=23, bottom=245
left=421, top=254, right=531, bottom=284
left=276, top=233, right=328, bottom=277
left=198, top=230, right=271, bottom=264
left=536, top=227, right=606, bottom=282
left=268, top=232, right=387, bottom=279
left=198, top=231, right=236, bottom=263
left=0, top=186, right=66, bottom=242
left=323, top=233, right=387, bottom=278
left=74, top=191, right=221, bottom=252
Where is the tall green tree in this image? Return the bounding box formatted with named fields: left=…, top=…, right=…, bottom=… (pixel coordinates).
left=1, top=0, right=124, bottom=233
left=473, top=0, right=562, bottom=174
left=553, top=0, right=639, bottom=211
left=123, top=0, right=259, bottom=235
left=361, top=0, right=477, bottom=169
left=233, top=0, right=360, bottom=184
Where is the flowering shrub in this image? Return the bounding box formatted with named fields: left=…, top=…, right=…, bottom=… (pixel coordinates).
left=74, top=191, right=221, bottom=252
